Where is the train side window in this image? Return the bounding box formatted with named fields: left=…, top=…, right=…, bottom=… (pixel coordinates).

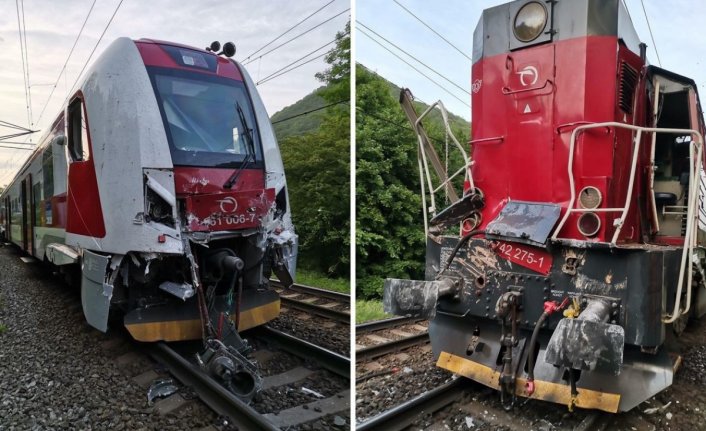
left=67, top=98, right=90, bottom=162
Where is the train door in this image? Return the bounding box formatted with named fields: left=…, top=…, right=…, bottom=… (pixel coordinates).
left=20, top=176, right=33, bottom=252
left=647, top=70, right=700, bottom=241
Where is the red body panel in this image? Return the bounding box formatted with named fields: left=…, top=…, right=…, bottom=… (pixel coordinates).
left=470, top=36, right=646, bottom=244
left=184, top=188, right=275, bottom=232
left=65, top=94, right=106, bottom=238
left=135, top=40, right=243, bottom=81
left=66, top=159, right=106, bottom=238
left=174, top=167, right=270, bottom=232
left=173, top=168, right=264, bottom=195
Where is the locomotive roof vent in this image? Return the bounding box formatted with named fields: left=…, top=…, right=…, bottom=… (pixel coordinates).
left=206, top=40, right=236, bottom=58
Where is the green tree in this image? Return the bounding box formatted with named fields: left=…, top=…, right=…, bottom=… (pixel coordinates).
left=356, top=65, right=426, bottom=298
left=280, top=23, right=350, bottom=277
left=355, top=65, right=470, bottom=298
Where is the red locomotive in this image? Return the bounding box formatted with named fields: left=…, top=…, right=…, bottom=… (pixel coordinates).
left=0, top=38, right=298, bottom=400
left=386, top=0, right=705, bottom=412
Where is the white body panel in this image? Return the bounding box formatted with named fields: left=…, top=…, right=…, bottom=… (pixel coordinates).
left=65, top=37, right=182, bottom=255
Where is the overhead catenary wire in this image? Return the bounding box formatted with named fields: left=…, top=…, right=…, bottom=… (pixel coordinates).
left=243, top=8, right=350, bottom=66
left=392, top=0, right=473, bottom=62
left=15, top=0, right=31, bottom=131
left=35, top=0, right=98, bottom=126
left=242, top=0, right=337, bottom=62
left=257, top=51, right=330, bottom=85
left=357, top=26, right=471, bottom=109
left=0, top=145, right=34, bottom=151
left=256, top=29, right=349, bottom=86
left=357, top=21, right=470, bottom=96
left=64, top=0, right=125, bottom=104
left=255, top=36, right=342, bottom=85
left=271, top=99, right=349, bottom=124
left=20, top=0, right=33, bottom=130
left=639, top=0, right=661, bottom=66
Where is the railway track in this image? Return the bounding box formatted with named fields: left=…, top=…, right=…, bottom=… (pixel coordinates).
left=145, top=325, right=351, bottom=430
left=356, top=317, right=430, bottom=363
left=358, top=376, right=614, bottom=431
left=270, top=279, right=350, bottom=324
left=357, top=378, right=468, bottom=431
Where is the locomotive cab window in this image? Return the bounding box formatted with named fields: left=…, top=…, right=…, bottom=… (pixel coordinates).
left=67, top=98, right=90, bottom=162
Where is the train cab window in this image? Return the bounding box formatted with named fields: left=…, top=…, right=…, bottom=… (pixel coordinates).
left=67, top=98, right=90, bottom=162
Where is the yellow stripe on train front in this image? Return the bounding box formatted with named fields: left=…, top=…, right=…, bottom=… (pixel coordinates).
left=436, top=351, right=621, bottom=413
left=125, top=300, right=280, bottom=342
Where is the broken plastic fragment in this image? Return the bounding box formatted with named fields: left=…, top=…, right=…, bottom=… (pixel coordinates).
left=301, top=387, right=325, bottom=399
left=147, top=378, right=178, bottom=405
left=158, top=281, right=195, bottom=300
left=465, top=416, right=475, bottom=428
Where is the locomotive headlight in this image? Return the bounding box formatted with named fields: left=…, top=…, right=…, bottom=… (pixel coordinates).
left=577, top=212, right=601, bottom=237
left=513, top=2, right=548, bottom=42
left=578, top=186, right=602, bottom=209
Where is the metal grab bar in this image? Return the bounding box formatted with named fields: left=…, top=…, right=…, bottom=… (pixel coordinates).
left=502, top=79, right=553, bottom=95
left=413, top=101, right=473, bottom=237
left=549, top=121, right=704, bottom=324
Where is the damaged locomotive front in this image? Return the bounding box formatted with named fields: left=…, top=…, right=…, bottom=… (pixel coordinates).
left=384, top=0, right=706, bottom=414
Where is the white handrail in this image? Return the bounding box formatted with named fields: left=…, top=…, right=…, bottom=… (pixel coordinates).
left=413, top=100, right=473, bottom=236
left=549, top=121, right=704, bottom=324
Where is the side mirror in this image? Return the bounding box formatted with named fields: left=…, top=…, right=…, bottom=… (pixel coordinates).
left=51, top=134, right=66, bottom=146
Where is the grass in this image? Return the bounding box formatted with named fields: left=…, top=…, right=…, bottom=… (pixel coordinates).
left=294, top=269, right=350, bottom=294
left=0, top=323, right=6, bottom=335
left=356, top=299, right=392, bottom=323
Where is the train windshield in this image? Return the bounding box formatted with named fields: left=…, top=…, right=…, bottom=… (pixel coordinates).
left=148, top=67, right=263, bottom=168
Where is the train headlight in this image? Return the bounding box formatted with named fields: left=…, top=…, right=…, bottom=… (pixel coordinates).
left=579, top=186, right=602, bottom=209
left=577, top=212, right=601, bottom=237
left=513, top=2, right=548, bottom=43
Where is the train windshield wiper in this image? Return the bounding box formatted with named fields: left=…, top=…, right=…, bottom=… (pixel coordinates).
left=223, top=103, right=256, bottom=189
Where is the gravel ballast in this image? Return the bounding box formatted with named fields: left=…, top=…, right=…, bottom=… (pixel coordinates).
left=0, top=245, right=223, bottom=430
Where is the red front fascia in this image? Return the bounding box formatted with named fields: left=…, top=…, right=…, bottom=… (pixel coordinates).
left=135, top=40, right=243, bottom=81
left=470, top=35, right=646, bottom=244
left=173, top=167, right=271, bottom=232
left=184, top=189, right=275, bottom=232
left=173, top=167, right=264, bottom=195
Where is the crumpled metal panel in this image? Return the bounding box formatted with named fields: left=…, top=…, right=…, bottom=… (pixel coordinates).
left=545, top=318, right=625, bottom=375
left=383, top=278, right=455, bottom=319
left=81, top=250, right=112, bottom=333
left=486, top=201, right=561, bottom=247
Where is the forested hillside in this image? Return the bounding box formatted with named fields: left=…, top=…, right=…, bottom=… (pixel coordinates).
left=270, top=88, right=327, bottom=140
left=274, top=23, right=350, bottom=281
left=356, top=64, right=470, bottom=299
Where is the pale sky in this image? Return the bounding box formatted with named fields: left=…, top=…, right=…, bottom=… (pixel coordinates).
left=0, top=0, right=349, bottom=186
left=357, top=0, right=706, bottom=122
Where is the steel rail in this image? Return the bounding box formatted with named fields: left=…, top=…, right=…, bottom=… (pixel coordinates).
left=270, top=279, right=351, bottom=302
left=357, top=377, right=468, bottom=431
left=250, top=325, right=350, bottom=379
left=356, top=316, right=424, bottom=334
left=279, top=295, right=350, bottom=323
left=356, top=331, right=429, bottom=362
left=145, top=342, right=279, bottom=431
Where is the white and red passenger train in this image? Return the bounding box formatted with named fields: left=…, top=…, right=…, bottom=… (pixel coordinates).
left=0, top=38, right=297, bottom=399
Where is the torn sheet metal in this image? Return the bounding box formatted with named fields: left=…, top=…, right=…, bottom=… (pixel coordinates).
left=383, top=278, right=459, bottom=318
left=45, top=243, right=80, bottom=266
left=158, top=281, right=195, bottom=300
left=147, top=378, right=179, bottom=405
left=486, top=201, right=561, bottom=247
left=81, top=250, right=112, bottom=332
